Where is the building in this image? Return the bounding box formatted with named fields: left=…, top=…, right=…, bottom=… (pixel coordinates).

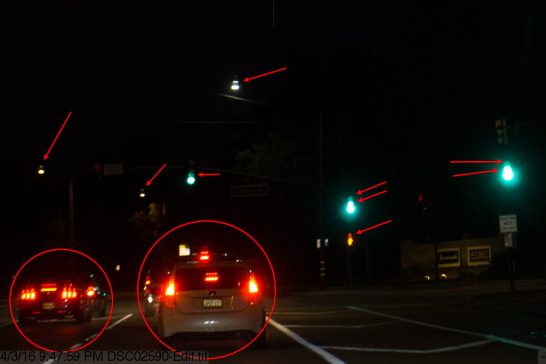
left=400, top=237, right=504, bottom=281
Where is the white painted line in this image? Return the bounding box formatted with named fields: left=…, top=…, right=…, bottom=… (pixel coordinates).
left=0, top=321, right=13, bottom=328
left=322, top=339, right=494, bottom=354
left=42, top=314, right=133, bottom=363
left=284, top=321, right=397, bottom=329
left=347, top=305, right=546, bottom=352
left=91, top=317, right=109, bottom=321
left=106, top=313, right=133, bottom=330
left=85, top=333, right=98, bottom=341
left=270, top=310, right=350, bottom=315
left=269, top=319, right=346, bottom=364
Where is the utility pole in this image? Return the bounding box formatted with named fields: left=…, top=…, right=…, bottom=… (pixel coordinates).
left=69, top=177, right=75, bottom=247
left=318, top=112, right=326, bottom=288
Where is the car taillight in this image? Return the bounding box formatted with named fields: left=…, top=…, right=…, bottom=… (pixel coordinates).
left=248, top=274, right=259, bottom=294
left=163, top=279, right=176, bottom=308
left=165, top=280, right=175, bottom=296
left=204, top=272, right=219, bottom=283
left=20, top=288, right=36, bottom=300
left=61, top=287, right=78, bottom=299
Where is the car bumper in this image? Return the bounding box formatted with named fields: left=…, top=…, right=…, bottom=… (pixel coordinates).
left=18, top=301, right=83, bottom=320
left=158, top=305, right=264, bottom=338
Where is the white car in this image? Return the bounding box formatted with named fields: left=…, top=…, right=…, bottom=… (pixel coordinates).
left=158, top=251, right=266, bottom=348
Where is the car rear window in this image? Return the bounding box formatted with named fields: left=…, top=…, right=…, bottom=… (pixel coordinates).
left=174, top=266, right=247, bottom=291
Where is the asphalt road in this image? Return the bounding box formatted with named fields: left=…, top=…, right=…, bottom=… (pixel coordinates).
left=1, top=283, right=546, bottom=364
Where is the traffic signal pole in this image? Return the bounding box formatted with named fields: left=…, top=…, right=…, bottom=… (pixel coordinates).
left=318, top=113, right=326, bottom=288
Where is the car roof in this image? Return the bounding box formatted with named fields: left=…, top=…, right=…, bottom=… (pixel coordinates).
left=27, top=274, right=97, bottom=285
left=170, top=253, right=247, bottom=271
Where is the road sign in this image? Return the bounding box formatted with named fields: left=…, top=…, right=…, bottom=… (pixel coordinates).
left=103, top=163, right=124, bottom=176
left=179, top=244, right=190, bottom=256
left=499, top=214, right=518, bottom=233
left=504, top=233, right=513, bottom=247
left=230, top=183, right=269, bottom=198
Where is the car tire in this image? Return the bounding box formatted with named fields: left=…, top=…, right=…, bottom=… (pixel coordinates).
left=98, top=299, right=107, bottom=317
left=250, top=329, right=267, bottom=350
left=18, top=316, right=35, bottom=326
left=75, top=309, right=90, bottom=324
left=144, top=305, right=155, bottom=317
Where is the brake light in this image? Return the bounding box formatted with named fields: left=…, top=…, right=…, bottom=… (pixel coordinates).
left=61, top=287, right=78, bottom=299
left=40, top=283, right=57, bottom=292
left=165, top=279, right=175, bottom=296
left=163, top=279, right=176, bottom=308
left=21, top=289, right=37, bottom=300
left=204, top=272, right=219, bottom=283
left=248, top=274, right=259, bottom=294
left=199, top=251, right=210, bottom=262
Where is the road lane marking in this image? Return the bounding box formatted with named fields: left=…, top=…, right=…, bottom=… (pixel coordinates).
left=347, top=306, right=546, bottom=352
left=41, top=314, right=133, bottom=363
left=270, top=310, right=350, bottom=315
left=284, top=321, right=397, bottom=329
left=321, top=339, right=494, bottom=354
left=270, top=319, right=346, bottom=364
left=106, top=313, right=133, bottom=330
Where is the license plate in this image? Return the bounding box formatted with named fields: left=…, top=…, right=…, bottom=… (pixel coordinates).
left=42, top=302, right=55, bottom=310
left=203, top=298, right=222, bottom=308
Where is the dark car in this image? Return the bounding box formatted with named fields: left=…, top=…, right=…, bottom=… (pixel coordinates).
left=17, top=274, right=110, bottom=325
left=142, top=272, right=160, bottom=317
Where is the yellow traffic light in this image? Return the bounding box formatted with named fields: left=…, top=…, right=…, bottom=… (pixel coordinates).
left=347, top=233, right=354, bottom=247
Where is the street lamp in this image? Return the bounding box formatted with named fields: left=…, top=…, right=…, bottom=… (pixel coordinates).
left=139, top=188, right=146, bottom=198
left=230, top=80, right=240, bottom=91
left=37, top=165, right=45, bottom=175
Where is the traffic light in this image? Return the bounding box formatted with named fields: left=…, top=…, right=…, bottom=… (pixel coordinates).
left=499, top=161, right=519, bottom=187
left=495, top=118, right=508, bottom=146
left=186, top=169, right=196, bottom=185
left=186, top=161, right=196, bottom=185
left=345, top=197, right=356, bottom=215
left=346, top=233, right=354, bottom=247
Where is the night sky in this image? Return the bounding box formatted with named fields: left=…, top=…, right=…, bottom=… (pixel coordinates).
left=1, top=1, right=545, bottom=291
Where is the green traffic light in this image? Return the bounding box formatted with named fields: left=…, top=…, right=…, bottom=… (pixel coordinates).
left=499, top=161, right=518, bottom=187
left=502, top=164, right=514, bottom=181
left=186, top=170, right=196, bottom=185
left=345, top=197, right=356, bottom=215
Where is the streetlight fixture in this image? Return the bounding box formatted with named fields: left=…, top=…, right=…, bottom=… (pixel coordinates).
left=139, top=188, right=146, bottom=198
left=230, top=80, right=240, bottom=91
left=37, top=165, right=45, bottom=175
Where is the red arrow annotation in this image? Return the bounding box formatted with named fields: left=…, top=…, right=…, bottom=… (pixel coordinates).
left=356, top=220, right=393, bottom=235
left=243, top=67, right=288, bottom=83
left=357, top=181, right=387, bottom=196
left=450, top=160, right=502, bottom=164
left=198, top=172, right=221, bottom=178
left=452, top=169, right=498, bottom=178
left=358, top=190, right=388, bottom=203
left=43, top=111, right=73, bottom=161
left=145, top=164, right=167, bottom=186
